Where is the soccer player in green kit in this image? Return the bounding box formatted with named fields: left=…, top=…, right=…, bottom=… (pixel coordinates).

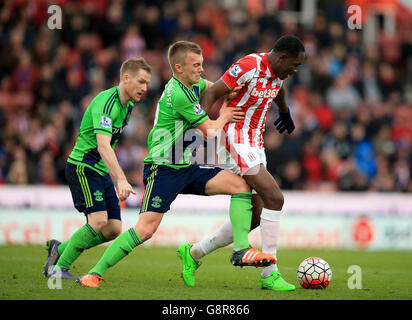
left=79, top=41, right=275, bottom=287
left=44, top=58, right=152, bottom=279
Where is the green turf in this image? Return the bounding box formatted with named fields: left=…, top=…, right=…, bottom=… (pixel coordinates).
left=0, top=245, right=411, bottom=300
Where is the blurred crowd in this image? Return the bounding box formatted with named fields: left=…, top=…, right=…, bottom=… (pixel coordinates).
left=1, top=0, right=412, bottom=193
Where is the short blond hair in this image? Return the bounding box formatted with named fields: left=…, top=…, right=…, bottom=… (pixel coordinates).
left=168, top=41, right=202, bottom=72
left=120, top=57, right=152, bottom=78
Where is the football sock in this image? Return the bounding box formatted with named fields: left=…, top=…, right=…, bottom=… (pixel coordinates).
left=88, top=228, right=142, bottom=277
left=54, top=224, right=99, bottom=271
left=57, top=232, right=107, bottom=255
left=229, top=192, right=253, bottom=250
left=260, top=209, right=281, bottom=278
left=190, top=221, right=234, bottom=261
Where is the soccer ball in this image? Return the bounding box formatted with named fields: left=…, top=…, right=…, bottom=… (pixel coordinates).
left=297, top=257, right=332, bottom=289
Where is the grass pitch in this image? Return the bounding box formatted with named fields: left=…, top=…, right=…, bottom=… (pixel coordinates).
left=0, top=245, right=411, bottom=300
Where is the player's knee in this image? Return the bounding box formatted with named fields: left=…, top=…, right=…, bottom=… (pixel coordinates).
left=229, top=177, right=251, bottom=195
left=265, top=191, right=284, bottom=211
left=104, top=223, right=122, bottom=241
left=87, top=211, right=109, bottom=233
left=89, top=219, right=108, bottom=233
left=135, top=228, right=154, bottom=242
left=134, top=211, right=163, bottom=242
left=133, top=224, right=158, bottom=242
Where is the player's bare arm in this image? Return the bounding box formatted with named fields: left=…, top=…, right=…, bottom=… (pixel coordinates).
left=273, top=86, right=288, bottom=113
left=203, top=79, right=244, bottom=101
left=197, top=79, right=245, bottom=138
left=96, top=133, right=136, bottom=201
left=195, top=103, right=244, bottom=139
left=200, top=79, right=232, bottom=113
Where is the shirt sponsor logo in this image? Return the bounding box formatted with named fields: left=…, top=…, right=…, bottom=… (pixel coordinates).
left=99, top=116, right=112, bottom=129
left=250, top=87, right=280, bottom=98
left=112, top=126, right=123, bottom=135
left=229, top=64, right=242, bottom=77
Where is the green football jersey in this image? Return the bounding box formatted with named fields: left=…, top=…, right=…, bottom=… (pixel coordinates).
left=68, top=86, right=134, bottom=175
left=144, top=76, right=208, bottom=168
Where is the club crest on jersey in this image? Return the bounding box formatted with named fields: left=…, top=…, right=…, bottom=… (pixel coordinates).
left=247, top=152, right=256, bottom=161
left=99, top=116, right=112, bottom=129
left=229, top=64, right=242, bottom=77
left=193, top=103, right=203, bottom=115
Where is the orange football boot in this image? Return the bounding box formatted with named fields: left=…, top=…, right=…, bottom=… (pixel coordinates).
left=78, top=273, right=105, bottom=287
left=230, top=247, right=276, bottom=267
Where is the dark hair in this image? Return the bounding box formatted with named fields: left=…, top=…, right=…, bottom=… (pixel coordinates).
left=273, top=35, right=305, bottom=57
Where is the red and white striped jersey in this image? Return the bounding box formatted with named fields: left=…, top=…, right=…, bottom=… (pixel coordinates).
left=221, top=52, right=283, bottom=148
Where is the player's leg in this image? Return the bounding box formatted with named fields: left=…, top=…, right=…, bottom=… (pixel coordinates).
left=205, top=169, right=252, bottom=251
left=80, top=164, right=181, bottom=287
left=177, top=168, right=274, bottom=286
left=242, top=164, right=284, bottom=210
left=179, top=168, right=251, bottom=286
left=81, top=211, right=163, bottom=286
left=51, top=211, right=108, bottom=278
left=243, top=165, right=295, bottom=291
left=45, top=217, right=120, bottom=277
left=48, top=164, right=111, bottom=278
left=100, top=218, right=122, bottom=241
left=178, top=174, right=269, bottom=286
left=45, top=167, right=122, bottom=277
left=204, top=169, right=275, bottom=266
left=189, top=193, right=263, bottom=263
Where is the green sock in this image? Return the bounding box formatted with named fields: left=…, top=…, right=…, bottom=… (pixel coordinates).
left=89, top=228, right=142, bottom=277
left=54, top=224, right=98, bottom=271
left=57, top=232, right=107, bottom=255
left=230, top=192, right=253, bottom=250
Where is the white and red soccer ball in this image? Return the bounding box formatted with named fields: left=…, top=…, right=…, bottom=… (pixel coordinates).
left=297, top=257, right=332, bottom=289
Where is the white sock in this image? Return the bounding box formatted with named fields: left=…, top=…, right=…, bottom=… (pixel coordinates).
left=260, top=209, right=281, bottom=278
left=190, top=221, right=234, bottom=261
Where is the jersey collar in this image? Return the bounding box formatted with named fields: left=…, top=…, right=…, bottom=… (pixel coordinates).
left=173, top=75, right=195, bottom=91
left=115, top=86, right=133, bottom=108
left=262, top=53, right=276, bottom=79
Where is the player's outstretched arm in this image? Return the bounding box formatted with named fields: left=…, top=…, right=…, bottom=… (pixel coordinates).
left=200, top=79, right=231, bottom=114
left=96, top=134, right=136, bottom=201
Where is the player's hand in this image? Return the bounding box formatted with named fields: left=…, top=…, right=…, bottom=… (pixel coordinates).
left=220, top=103, right=245, bottom=123
left=116, top=178, right=136, bottom=201
left=274, top=108, right=295, bottom=134
left=226, top=84, right=245, bottom=100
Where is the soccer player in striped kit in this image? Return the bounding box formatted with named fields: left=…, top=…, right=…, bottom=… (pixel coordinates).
left=179, top=35, right=305, bottom=291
